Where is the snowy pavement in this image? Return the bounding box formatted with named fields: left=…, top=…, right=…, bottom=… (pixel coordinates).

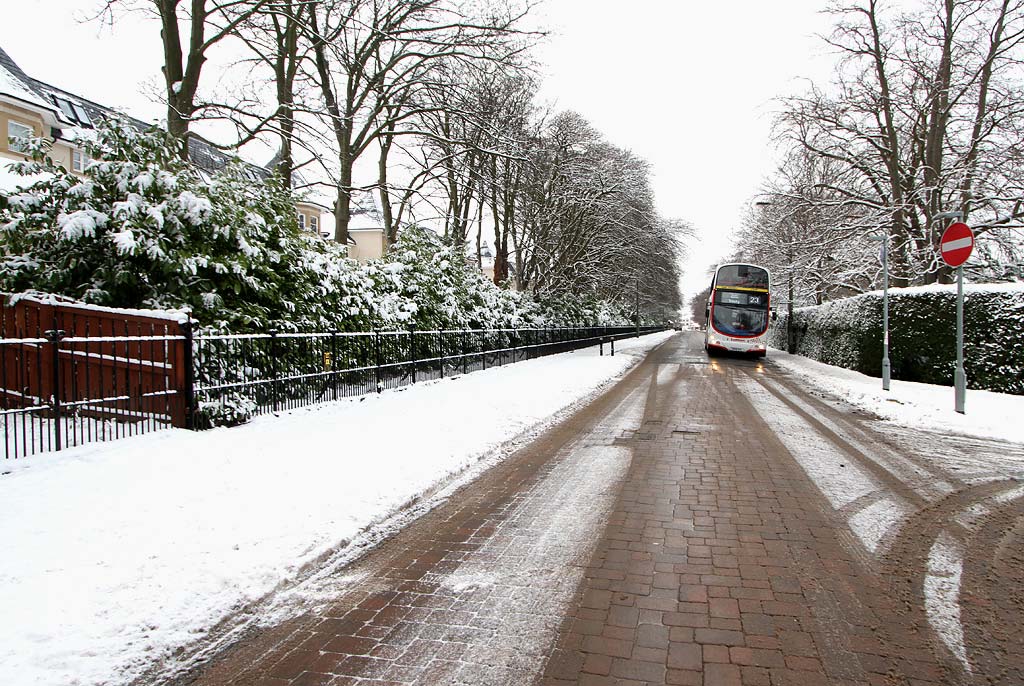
left=0, top=331, right=673, bottom=686
left=768, top=347, right=1024, bottom=444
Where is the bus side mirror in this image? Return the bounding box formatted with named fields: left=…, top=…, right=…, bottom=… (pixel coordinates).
left=772, top=311, right=778, bottom=321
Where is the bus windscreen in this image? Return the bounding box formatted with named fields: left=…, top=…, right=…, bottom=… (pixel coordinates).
left=712, top=290, right=769, bottom=336
left=716, top=265, right=769, bottom=290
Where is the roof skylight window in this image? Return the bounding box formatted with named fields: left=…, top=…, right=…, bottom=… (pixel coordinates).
left=52, top=96, right=76, bottom=121
left=70, top=103, right=93, bottom=127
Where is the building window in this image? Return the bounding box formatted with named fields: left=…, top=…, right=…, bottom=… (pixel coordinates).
left=297, top=213, right=305, bottom=231
left=72, top=149, right=91, bottom=173
left=7, top=120, right=33, bottom=154
left=309, top=216, right=318, bottom=235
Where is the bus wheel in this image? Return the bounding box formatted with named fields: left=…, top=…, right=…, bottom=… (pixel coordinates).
left=754, top=350, right=767, bottom=359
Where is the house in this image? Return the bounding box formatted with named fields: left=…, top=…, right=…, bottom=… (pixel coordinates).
left=346, top=193, right=387, bottom=261
left=478, top=241, right=496, bottom=282
left=0, top=45, right=336, bottom=252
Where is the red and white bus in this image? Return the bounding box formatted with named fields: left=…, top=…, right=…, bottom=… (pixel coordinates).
left=704, top=263, right=771, bottom=357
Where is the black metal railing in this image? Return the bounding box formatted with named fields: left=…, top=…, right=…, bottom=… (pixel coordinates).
left=192, top=326, right=664, bottom=427
left=1, top=324, right=666, bottom=458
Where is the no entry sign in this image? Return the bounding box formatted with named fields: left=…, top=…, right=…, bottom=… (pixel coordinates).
left=940, top=222, right=974, bottom=268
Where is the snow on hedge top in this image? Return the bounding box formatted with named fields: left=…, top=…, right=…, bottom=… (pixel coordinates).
left=795, top=281, right=1024, bottom=313
left=864, top=281, right=1024, bottom=297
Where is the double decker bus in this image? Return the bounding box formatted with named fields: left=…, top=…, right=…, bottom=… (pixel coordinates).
left=704, top=263, right=771, bottom=357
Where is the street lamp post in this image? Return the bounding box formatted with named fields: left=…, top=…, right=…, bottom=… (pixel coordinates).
left=867, top=230, right=891, bottom=390
left=754, top=200, right=797, bottom=351
left=881, top=231, right=891, bottom=390
left=786, top=251, right=796, bottom=354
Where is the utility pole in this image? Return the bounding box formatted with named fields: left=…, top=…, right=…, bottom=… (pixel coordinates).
left=881, top=230, right=891, bottom=390
left=786, top=247, right=795, bottom=354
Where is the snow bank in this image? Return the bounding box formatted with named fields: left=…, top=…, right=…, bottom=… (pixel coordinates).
left=0, top=331, right=673, bottom=686
left=770, top=347, right=1024, bottom=444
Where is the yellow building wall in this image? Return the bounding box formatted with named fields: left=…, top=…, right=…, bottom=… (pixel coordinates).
left=0, top=102, right=45, bottom=162
left=296, top=203, right=326, bottom=238
left=349, top=229, right=385, bottom=262
left=1, top=101, right=76, bottom=172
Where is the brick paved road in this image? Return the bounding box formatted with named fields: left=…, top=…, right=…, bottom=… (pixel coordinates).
left=167, top=333, right=1024, bottom=686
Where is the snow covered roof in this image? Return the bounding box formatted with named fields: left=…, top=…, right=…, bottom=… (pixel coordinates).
left=348, top=191, right=385, bottom=231
left=0, top=46, right=57, bottom=115
left=1, top=45, right=270, bottom=181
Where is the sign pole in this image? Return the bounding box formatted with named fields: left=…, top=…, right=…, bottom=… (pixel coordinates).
left=882, top=232, right=891, bottom=390
left=955, top=264, right=965, bottom=413
left=938, top=217, right=973, bottom=415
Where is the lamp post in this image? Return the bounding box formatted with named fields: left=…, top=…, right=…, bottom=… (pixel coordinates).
left=867, top=230, right=891, bottom=390
left=635, top=276, right=640, bottom=338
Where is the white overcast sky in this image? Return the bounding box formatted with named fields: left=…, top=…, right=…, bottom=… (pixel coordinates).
left=2, top=0, right=838, bottom=301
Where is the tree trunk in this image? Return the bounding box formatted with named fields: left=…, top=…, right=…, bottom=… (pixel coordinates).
left=334, top=160, right=352, bottom=246
left=378, top=132, right=395, bottom=247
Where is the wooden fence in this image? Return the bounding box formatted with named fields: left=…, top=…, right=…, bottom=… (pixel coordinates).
left=1, top=295, right=191, bottom=458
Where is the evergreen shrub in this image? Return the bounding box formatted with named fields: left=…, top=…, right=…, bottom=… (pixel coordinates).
left=769, top=284, right=1024, bottom=395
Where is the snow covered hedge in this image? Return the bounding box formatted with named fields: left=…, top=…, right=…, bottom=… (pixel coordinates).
left=770, top=283, right=1024, bottom=394
left=0, top=121, right=636, bottom=335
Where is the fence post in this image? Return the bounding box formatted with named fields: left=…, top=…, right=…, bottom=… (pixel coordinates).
left=410, top=326, right=417, bottom=384
left=440, top=331, right=445, bottom=379
left=372, top=331, right=380, bottom=395
left=44, top=328, right=64, bottom=451
left=182, top=321, right=195, bottom=430
left=511, top=328, right=517, bottom=364
left=269, top=329, right=279, bottom=413
left=462, top=329, right=468, bottom=374
left=331, top=332, right=339, bottom=401
left=482, top=330, right=487, bottom=371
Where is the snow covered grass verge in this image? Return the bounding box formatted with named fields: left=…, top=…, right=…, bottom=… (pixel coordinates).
left=0, top=330, right=673, bottom=686
left=770, top=348, right=1024, bottom=444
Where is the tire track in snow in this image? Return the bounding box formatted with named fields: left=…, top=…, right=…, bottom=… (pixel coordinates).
left=731, top=371, right=912, bottom=555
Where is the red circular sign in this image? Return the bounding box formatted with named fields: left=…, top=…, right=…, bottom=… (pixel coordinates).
left=940, top=222, right=974, bottom=267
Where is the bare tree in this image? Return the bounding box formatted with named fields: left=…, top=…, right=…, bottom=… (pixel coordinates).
left=513, top=111, right=686, bottom=315
left=304, top=0, right=534, bottom=246
left=777, top=0, right=1024, bottom=285
left=101, top=0, right=273, bottom=159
